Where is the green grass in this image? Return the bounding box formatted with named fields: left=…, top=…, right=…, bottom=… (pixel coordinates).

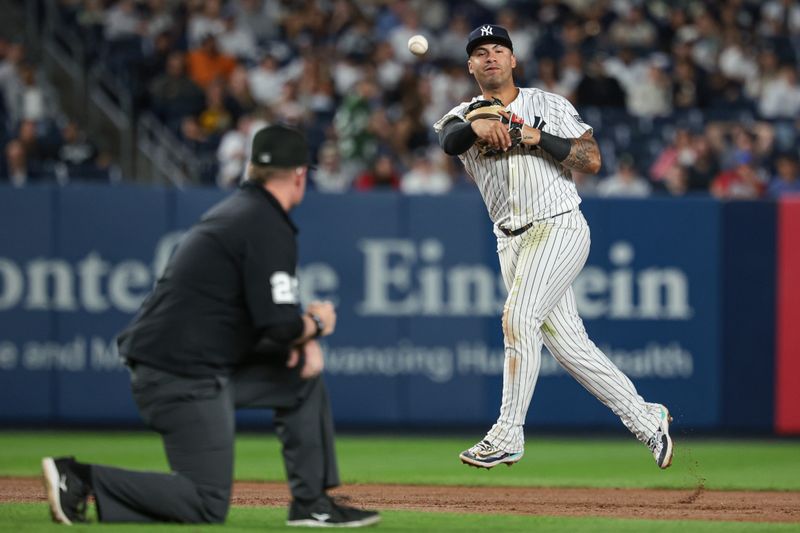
left=1, top=432, right=799, bottom=491
left=2, top=432, right=798, bottom=531
left=3, top=504, right=798, bottom=533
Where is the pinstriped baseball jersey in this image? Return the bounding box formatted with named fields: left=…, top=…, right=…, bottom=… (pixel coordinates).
left=433, top=88, right=592, bottom=232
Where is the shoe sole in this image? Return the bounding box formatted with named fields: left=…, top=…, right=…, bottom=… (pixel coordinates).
left=459, top=451, right=523, bottom=469
left=41, top=457, right=72, bottom=525
left=286, top=514, right=381, bottom=528
left=659, top=409, right=674, bottom=470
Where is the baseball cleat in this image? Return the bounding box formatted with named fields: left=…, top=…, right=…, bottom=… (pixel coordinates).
left=647, top=405, right=674, bottom=469
left=287, top=495, right=380, bottom=528
left=459, top=440, right=523, bottom=469
left=42, top=456, right=90, bottom=525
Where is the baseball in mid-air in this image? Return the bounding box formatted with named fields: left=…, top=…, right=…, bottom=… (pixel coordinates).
left=407, top=34, right=429, bottom=56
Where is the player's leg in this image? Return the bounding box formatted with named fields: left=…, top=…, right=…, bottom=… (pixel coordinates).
left=79, top=366, right=235, bottom=523
left=233, top=361, right=379, bottom=527
left=542, top=288, right=674, bottom=468
left=461, top=211, right=590, bottom=468
left=232, top=362, right=340, bottom=501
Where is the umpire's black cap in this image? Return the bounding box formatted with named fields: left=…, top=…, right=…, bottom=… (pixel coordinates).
left=466, top=24, right=514, bottom=56
left=250, top=124, right=312, bottom=168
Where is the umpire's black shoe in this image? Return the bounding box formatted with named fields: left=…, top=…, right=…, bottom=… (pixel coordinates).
left=42, top=456, right=91, bottom=525
left=287, top=494, right=380, bottom=528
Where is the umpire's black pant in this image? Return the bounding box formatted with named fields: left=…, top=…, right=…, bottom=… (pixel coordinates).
left=89, top=361, right=340, bottom=523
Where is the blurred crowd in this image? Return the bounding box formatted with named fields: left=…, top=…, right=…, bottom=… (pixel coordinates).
left=1, top=0, right=799, bottom=198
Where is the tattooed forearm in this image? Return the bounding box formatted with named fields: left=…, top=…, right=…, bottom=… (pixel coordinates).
left=561, top=137, right=602, bottom=174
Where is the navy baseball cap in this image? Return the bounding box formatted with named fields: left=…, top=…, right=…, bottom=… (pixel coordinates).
left=250, top=125, right=312, bottom=168
left=466, top=24, right=514, bottom=56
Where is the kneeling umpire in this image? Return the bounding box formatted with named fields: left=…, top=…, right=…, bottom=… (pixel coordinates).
left=42, top=125, right=380, bottom=528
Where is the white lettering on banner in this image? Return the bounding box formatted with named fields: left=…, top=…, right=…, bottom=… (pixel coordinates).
left=358, top=239, right=691, bottom=320
left=0, top=341, right=18, bottom=369
left=325, top=341, right=454, bottom=383
left=0, top=337, right=693, bottom=381
left=0, top=233, right=690, bottom=320
left=325, top=340, right=693, bottom=381
left=0, top=259, right=24, bottom=309
left=357, top=238, right=504, bottom=316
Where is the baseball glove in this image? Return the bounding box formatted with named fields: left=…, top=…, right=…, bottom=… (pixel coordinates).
left=464, top=97, right=525, bottom=157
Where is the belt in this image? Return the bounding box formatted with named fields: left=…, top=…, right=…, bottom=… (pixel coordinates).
left=499, top=222, right=533, bottom=237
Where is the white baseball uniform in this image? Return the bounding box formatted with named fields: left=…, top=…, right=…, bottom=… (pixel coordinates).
left=434, top=88, right=664, bottom=453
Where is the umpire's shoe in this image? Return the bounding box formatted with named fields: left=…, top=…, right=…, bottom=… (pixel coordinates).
left=287, top=494, right=380, bottom=528
left=41, top=456, right=91, bottom=524
left=459, top=439, right=524, bottom=469
left=647, top=404, right=674, bottom=469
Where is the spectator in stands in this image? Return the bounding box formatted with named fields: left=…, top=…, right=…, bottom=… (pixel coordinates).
left=149, top=51, right=205, bottom=129
left=686, top=134, right=719, bottom=192
left=8, top=62, right=51, bottom=125
left=650, top=128, right=695, bottom=182
left=310, top=141, right=356, bottom=193
left=334, top=78, right=380, bottom=165
left=388, top=10, right=424, bottom=64
left=187, top=0, right=225, bottom=49
left=216, top=10, right=258, bottom=62
left=531, top=57, right=571, bottom=98
left=216, top=114, right=253, bottom=189
left=2, top=140, right=39, bottom=186
left=104, top=0, right=144, bottom=41
left=248, top=52, right=287, bottom=108
left=0, top=40, right=24, bottom=119
left=661, top=164, right=689, bottom=197
left=232, top=0, right=279, bottom=41
left=711, top=150, right=766, bottom=199
left=597, top=154, right=652, bottom=198
left=768, top=154, right=800, bottom=197
left=758, top=65, right=800, bottom=119
left=226, top=65, right=257, bottom=116
left=354, top=153, right=400, bottom=191
left=400, top=149, right=451, bottom=195
left=186, top=34, right=238, bottom=89
left=198, top=80, right=235, bottom=138
left=56, top=121, right=99, bottom=180
left=180, top=116, right=216, bottom=157
left=609, top=5, right=657, bottom=50
left=575, top=55, right=626, bottom=108
left=672, top=58, right=709, bottom=109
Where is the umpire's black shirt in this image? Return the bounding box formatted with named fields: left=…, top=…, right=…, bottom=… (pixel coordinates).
left=118, top=181, right=303, bottom=377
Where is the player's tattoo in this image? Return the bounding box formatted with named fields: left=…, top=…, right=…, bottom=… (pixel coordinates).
left=561, top=136, right=601, bottom=174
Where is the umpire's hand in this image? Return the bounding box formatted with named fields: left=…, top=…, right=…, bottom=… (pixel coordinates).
left=286, top=340, right=325, bottom=379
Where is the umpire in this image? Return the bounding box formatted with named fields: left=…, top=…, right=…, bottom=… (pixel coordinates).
left=41, top=125, right=380, bottom=528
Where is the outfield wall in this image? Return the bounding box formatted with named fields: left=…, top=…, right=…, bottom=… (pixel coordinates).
left=0, top=185, right=787, bottom=432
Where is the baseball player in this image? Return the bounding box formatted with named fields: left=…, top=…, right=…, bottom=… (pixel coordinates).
left=434, top=25, right=673, bottom=470
left=41, top=125, right=380, bottom=528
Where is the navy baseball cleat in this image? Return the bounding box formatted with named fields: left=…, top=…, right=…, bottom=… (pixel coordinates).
left=287, top=495, right=380, bottom=528
left=459, top=439, right=524, bottom=469
left=41, top=456, right=91, bottom=525
left=647, top=405, right=674, bottom=469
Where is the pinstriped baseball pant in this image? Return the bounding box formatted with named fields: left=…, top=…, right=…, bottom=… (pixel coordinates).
left=486, top=209, right=662, bottom=453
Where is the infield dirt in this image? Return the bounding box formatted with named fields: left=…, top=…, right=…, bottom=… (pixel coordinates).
left=2, top=477, right=799, bottom=523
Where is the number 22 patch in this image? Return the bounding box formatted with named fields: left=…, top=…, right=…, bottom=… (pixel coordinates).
left=270, top=272, right=299, bottom=304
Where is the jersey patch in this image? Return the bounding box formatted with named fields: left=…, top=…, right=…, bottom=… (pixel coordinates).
left=270, top=272, right=299, bottom=305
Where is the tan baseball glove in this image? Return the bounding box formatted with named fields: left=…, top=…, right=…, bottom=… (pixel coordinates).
left=464, top=97, right=525, bottom=157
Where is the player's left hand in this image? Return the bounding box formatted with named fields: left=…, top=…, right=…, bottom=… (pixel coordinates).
left=287, top=339, right=325, bottom=379
left=498, top=110, right=540, bottom=146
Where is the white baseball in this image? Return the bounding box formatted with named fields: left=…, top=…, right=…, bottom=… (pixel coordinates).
left=408, top=35, right=429, bottom=56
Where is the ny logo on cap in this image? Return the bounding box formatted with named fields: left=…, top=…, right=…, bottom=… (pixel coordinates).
left=259, top=153, right=272, bottom=164
left=481, top=25, right=493, bottom=36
